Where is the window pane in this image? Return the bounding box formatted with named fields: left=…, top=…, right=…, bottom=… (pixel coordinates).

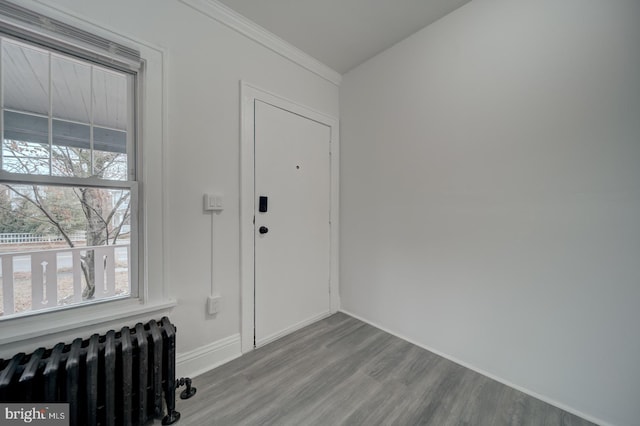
left=3, top=111, right=50, bottom=175
left=92, top=68, right=129, bottom=180
left=94, top=125, right=128, bottom=180
left=0, top=184, right=131, bottom=318
left=2, top=40, right=49, bottom=115
left=92, top=67, right=128, bottom=131
left=51, top=119, right=91, bottom=178
left=52, top=55, right=91, bottom=123
left=94, top=150, right=127, bottom=181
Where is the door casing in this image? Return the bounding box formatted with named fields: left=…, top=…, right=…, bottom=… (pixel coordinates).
left=240, top=81, right=340, bottom=353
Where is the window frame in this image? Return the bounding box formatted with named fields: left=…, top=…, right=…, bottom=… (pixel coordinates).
left=0, top=0, right=172, bottom=347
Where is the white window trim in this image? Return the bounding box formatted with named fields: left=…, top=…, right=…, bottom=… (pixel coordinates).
left=0, top=1, right=172, bottom=350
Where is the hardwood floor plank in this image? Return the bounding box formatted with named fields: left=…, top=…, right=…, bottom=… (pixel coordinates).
left=390, top=360, right=468, bottom=425
left=276, top=372, right=383, bottom=426
left=341, top=381, right=412, bottom=425
left=363, top=337, right=417, bottom=382
left=456, top=375, right=511, bottom=426
left=176, top=313, right=597, bottom=426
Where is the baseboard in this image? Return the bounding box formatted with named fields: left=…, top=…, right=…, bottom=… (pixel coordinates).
left=339, top=309, right=610, bottom=426
left=176, top=333, right=241, bottom=379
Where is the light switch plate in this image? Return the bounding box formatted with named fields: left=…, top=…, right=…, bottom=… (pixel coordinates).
left=203, top=194, right=223, bottom=211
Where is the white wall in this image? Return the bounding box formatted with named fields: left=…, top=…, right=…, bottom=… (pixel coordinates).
left=1, top=0, right=338, bottom=373
left=340, top=1, right=640, bottom=425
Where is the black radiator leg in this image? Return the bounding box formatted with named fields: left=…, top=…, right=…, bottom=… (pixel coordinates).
left=160, top=317, right=181, bottom=424
left=162, top=376, right=195, bottom=424
left=162, top=411, right=181, bottom=425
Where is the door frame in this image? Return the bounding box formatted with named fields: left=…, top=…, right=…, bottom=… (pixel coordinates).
left=239, top=81, right=340, bottom=353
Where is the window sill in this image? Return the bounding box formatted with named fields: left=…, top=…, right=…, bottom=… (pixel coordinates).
left=0, top=298, right=176, bottom=347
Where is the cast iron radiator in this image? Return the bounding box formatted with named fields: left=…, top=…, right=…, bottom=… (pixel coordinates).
left=0, top=317, right=183, bottom=426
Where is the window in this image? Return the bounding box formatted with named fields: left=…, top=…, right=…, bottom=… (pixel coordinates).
left=0, top=9, right=140, bottom=319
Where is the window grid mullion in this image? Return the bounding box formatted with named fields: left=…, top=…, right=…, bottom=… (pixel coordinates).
left=48, top=51, right=53, bottom=177
left=90, top=65, right=95, bottom=177
left=0, top=170, right=134, bottom=189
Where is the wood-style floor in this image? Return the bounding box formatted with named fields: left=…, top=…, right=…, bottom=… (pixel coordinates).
left=176, top=313, right=595, bottom=425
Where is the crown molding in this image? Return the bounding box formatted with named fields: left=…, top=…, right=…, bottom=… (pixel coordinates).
left=179, top=0, right=342, bottom=86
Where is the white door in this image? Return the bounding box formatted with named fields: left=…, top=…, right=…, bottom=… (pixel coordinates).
left=254, top=100, right=331, bottom=347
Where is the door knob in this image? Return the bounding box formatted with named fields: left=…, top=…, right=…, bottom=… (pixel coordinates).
left=259, top=226, right=269, bottom=234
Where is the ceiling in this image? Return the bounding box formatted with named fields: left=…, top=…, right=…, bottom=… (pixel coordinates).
left=216, top=0, right=471, bottom=74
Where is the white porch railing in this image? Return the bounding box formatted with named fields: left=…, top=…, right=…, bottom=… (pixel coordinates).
left=0, top=244, right=129, bottom=317
left=0, top=232, right=87, bottom=244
